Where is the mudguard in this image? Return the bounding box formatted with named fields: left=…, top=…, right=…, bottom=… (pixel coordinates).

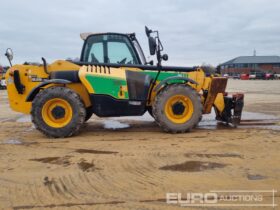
left=26, top=79, right=71, bottom=102
left=154, top=76, right=198, bottom=92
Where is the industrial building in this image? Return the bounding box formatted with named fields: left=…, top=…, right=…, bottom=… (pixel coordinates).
left=218, top=55, right=280, bottom=75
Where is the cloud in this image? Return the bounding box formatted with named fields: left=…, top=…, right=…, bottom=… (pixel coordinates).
left=0, top=0, right=279, bottom=66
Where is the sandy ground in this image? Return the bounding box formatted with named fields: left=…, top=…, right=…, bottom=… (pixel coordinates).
left=0, top=80, right=279, bottom=210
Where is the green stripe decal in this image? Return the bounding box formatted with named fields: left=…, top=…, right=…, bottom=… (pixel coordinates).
left=86, top=74, right=128, bottom=99
left=85, top=71, right=188, bottom=99
left=143, top=71, right=188, bottom=80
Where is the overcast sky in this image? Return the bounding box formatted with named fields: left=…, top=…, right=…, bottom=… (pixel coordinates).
left=0, top=0, right=279, bottom=67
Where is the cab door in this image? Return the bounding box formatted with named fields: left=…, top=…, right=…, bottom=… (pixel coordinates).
left=79, top=34, right=149, bottom=116
left=81, top=34, right=141, bottom=65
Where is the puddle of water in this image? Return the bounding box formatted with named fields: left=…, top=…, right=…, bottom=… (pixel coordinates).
left=30, top=156, right=71, bottom=166
left=77, top=160, right=96, bottom=172
left=103, top=120, right=130, bottom=130
left=11, top=110, right=280, bottom=131
left=247, top=174, right=267, bottom=180
left=185, top=153, right=243, bottom=158
left=26, top=125, right=35, bottom=132
left=75, top=149, right=118, bottom=154
left=3, top=139, right=23, bottom=145
left=16, top=115, right=31, bottom=123
left=199, top=111, right=280, bottom=131
left=110, top=112, right=154, bottom=122
left=242, top=112, right=279, bottom=120
left=159, top=161, right=227, bottom=172
left=0, top=118, right=11, bottom=123
left=31, top=157, right=60, bottom=163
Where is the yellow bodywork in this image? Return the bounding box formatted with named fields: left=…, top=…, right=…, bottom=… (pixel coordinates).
left=5, top=61, right=91, bottom=114
left=6, top=61, right=226, bottom=116
left=214, top=93, right=226, bottom=113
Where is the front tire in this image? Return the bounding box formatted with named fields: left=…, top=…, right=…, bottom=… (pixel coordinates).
left=153, top=84, right=202, bottom=133
left=31, top=86, right=86, bottom=138
left=147, top=106, right=154, bottom=118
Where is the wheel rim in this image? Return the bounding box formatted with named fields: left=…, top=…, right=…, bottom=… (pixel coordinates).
left=164, top=95, right=194, bottom=124
left=42, top=98, right=73, bottom=128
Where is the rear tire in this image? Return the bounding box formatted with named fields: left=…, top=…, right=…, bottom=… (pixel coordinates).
left=31, top=86, right=86, bottom=138
left=153, top=84, right=202, bottom=133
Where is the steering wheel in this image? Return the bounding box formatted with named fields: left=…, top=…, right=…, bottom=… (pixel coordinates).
left=91, top=53, right=99, bottom=63
left=117, top=58, right=127, bottom=64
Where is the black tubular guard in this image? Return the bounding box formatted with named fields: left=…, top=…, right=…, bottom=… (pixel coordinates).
left=13, top=70, right=25, bottom=94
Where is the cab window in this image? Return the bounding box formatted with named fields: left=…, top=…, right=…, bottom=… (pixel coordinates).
left=88, top=42, right=104, bottom=63
left=108, top=42, right=134, bottom=64
left=82, top=34, right=140, bottom=64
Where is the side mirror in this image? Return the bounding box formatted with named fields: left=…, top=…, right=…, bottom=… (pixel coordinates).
left=5, top=48, right=14, bottom=67
left=162, top=54, right=168, bottom=61
left=5, top=48, right=13, bottom=61
left=148, top=37, right=157, bottom=55
left=145, top=26, right=152, bottom=37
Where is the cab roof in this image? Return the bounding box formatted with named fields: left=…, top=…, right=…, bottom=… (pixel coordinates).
left=80, top=32, right=135, bottom=40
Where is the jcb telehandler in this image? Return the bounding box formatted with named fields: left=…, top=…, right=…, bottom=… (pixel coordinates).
left=4, top=26, right=244, bottom=138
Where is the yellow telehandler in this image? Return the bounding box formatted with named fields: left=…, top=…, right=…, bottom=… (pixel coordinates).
left=4, top=26, right=244, bottom=138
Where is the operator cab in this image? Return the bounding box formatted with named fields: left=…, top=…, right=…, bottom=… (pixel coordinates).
left=80, top=33, right=147, bottom=65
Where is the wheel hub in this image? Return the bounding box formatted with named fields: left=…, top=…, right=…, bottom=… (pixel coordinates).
left=51, top=106, right=66, bottom=119
left=164, top=94, right=194, bottom=124
left=172, top=101, right=185, bottom=115
left=42, top=98, right=73, bottom=128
